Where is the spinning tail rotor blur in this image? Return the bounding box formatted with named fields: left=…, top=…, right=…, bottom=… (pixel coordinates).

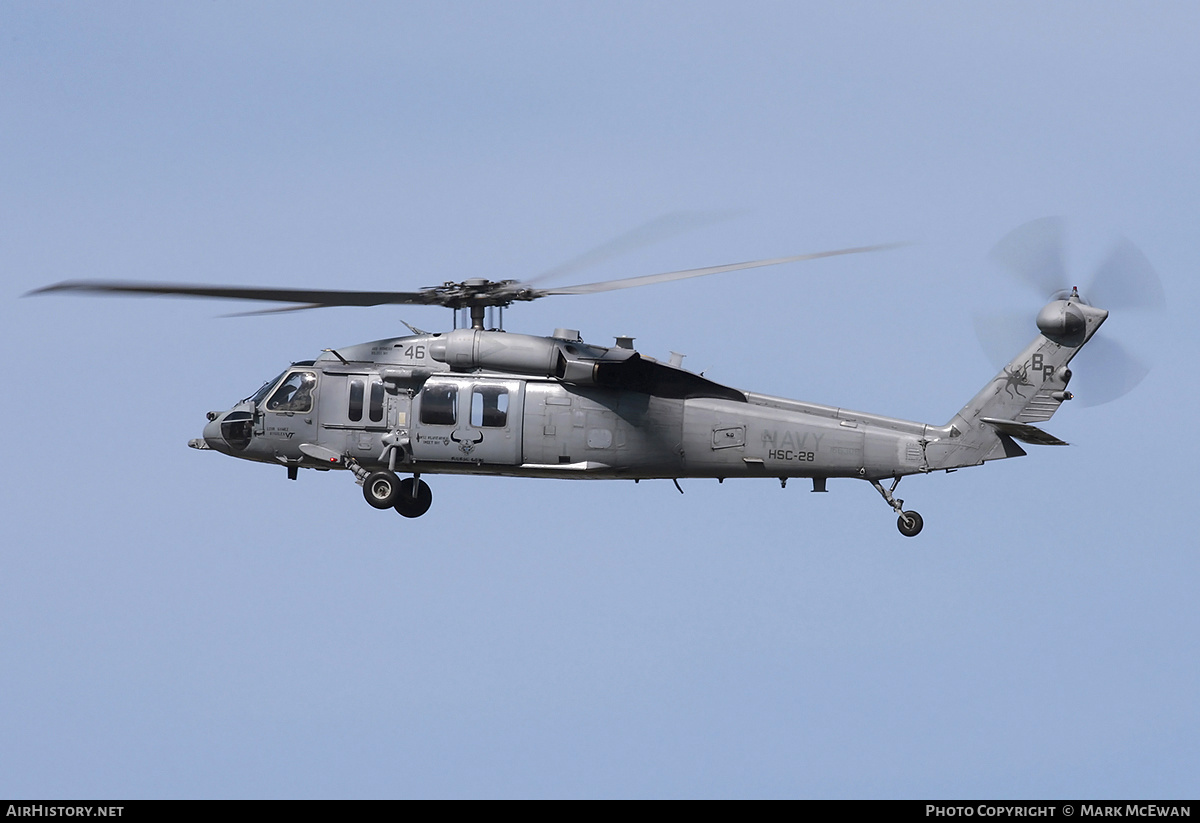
left=973, top=217, right=1166, bottom=406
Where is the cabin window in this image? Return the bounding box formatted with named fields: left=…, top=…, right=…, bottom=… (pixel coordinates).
left=266, top=371, right=316, bottom=413
left=348, top=379, right=364, bottom=422
left=420, top=383, right=458, bottom=426
left=471, top=386, right=509, bottom=428
left=369, top=381, right=385, bottom=423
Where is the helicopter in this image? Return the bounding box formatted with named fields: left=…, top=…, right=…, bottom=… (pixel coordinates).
left=29, top=218, right=1159, bottom=536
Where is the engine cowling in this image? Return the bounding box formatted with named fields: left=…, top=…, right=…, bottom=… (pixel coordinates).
left=427, top=330, right=635, bottom=383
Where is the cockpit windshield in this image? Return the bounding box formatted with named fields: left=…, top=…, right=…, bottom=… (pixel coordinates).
left=244, top=371, right=287, bottom=405
left=266, top=370, right=317, bottom=413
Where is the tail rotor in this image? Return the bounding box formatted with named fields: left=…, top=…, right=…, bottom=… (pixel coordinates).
left=973, top=217, right=1165, bottom=407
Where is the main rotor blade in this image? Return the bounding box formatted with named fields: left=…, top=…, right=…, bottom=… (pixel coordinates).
left=30, top=241, right=903, bottom=311
left=536, top=243, right=903, bottom=296
left=27, top=281, right=435, bottom=307
left=220, top=303, right=329, bottom=317
left=988, top=216, right=1068, bottom=297
left=526, top=210, right=742, bottom=286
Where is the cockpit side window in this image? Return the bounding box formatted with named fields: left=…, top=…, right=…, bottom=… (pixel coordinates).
left=420, top=383, right=457, bottom=426
left=266, top=371, right=317, bottom=413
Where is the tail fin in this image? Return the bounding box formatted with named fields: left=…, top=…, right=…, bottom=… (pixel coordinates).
left=926, top=298, right=1108, bottom=470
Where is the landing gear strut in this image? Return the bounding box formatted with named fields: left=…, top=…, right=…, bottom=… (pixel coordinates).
left=871, top=477, right=923, bottom=537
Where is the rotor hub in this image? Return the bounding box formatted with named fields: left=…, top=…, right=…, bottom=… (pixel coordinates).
left=1036, top=299, right=1087, bottom=347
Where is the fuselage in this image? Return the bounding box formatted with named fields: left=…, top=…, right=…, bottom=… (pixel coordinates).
left=197, top=331, right=944, bottom=484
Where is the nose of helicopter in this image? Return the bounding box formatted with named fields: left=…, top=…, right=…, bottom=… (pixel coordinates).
left=189, top=408, right=249, bottom=455
left=198, top=408, right=256, bottom=454
left=189, top=414, right=230, bottom=454
left=202, top=416, right=228, bottom=451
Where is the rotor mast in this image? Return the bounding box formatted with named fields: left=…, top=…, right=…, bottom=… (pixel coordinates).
left=447, top=278, right=519, bottom=330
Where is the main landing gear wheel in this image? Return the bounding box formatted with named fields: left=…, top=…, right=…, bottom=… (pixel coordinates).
left=897, top=510, right=924, bottom=537
left=363, top=470, right=401, bottom=509
left=393, top=477, right=433, bottom=518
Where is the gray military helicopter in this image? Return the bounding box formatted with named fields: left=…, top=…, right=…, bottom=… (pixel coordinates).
left=30, top=218, right=1159, bottom=536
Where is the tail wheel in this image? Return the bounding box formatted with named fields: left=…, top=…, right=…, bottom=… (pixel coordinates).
left=394, top=477, right=433, bottom=518
left=897, top=510, right=924, bottom=537
left=363, top=471, right=401, bottom=509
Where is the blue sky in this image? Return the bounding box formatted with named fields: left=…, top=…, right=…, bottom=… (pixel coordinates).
left=3, top=1, right=1198, bottom=798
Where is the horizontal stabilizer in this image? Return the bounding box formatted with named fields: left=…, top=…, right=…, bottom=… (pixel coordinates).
left=980, top=418, right=1069, bottom=446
